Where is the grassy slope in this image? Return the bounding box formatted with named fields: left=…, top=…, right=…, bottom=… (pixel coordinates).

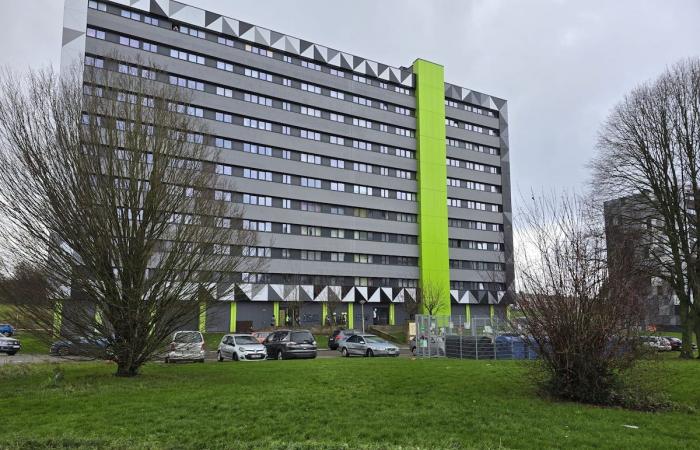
left=1, top=358, right=699, bottom=449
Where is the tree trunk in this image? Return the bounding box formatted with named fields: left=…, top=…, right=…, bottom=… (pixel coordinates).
left=115, top=362, right=140, bottom=377
left=679, top=299, right=694, bottom=359
left=694, top=317, right=700, bottom=359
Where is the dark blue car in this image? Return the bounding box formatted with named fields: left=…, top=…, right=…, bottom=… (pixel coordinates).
left=0, top=324, right=15, bottom=337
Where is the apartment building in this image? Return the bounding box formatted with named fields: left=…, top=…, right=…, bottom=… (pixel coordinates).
left=61, top=0, right=513, bottom=332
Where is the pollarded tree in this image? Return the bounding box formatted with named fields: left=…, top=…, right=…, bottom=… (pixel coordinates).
left=0, top=56, right=262, bottom=376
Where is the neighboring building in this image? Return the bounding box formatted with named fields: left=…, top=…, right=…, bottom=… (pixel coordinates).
left=60, top=0, right=513, bottom=332
left=604, top=195, right=681, bottom=328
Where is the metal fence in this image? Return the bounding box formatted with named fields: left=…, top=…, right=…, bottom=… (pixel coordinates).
left=413, top=315, right=537, bottom=360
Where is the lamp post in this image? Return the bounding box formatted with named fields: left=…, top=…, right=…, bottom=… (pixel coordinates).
left=359, top=298, right=366, bottom=334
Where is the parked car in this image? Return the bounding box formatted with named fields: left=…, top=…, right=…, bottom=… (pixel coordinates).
left=0, top=323, right=15, bottom=337
left=340, top=334, right=399, bottom=357
left=50, top=337, right=111, bottom=357
left=263, top=329, right=317, bottom=360
left=0, top=335, right=21, bottom=355
left=662, top=336, right=682, bottom=351
left=165, top=331, right=205, bottom=363
left=252, top=331, right=272, bottom=343
left=217, top=334, right=267, bottom=361
left=409, top=335, right=445, bottom=356
left=638, top=336, right=672, bottom=352
left=329, top=329, right=358, bottom=350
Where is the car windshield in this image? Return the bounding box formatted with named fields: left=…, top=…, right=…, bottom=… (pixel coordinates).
left=235, top=336, right=259, bottom=345
left=364, top=336, right=385, bottom=343
left=174, top=332, right=202, bottom=343
left=291, top=332, right=314, bottom=343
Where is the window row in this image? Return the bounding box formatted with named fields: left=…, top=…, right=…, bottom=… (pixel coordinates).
left=447, top=178, right=500, bottom=193
left=214, top=164, right=417, bottom=201
left=447, top=198, right=502, bottom=212
left=446, top=117, right=499, bottom=137
left=446, top=138, right=500, bottom=156
left=449, top=239, right=505, bottom=251
left=446, top=157, right=500, bottom=174
left=238, top=272, right=417, bottom=288
left=445, top=98, right=498, bottom=118
left=449, top=260, right=505, bottom=271
left=214, top=191, right=417, bottom=223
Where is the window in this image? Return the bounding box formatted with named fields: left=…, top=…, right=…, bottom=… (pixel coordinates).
left=243, top=194, right=272, bottom=206
left=282, top=223, right=292, bottom=233
left=395, top=127, right=413, bottom=137
left=243, top=168, right=272, bottom=181
left=331, top=182, right=345, bottom=192
left=169, top=75, right=204, bottom=91
left=86, top=28, right=105, bottom=40
left=301, top=177, right=321, bottom=188
left=353, top=118, right=372, bottom=129
left=216, top=217, right=231, bottom=228
left=352, top=74, right=367, bottom=84
left=301, top=83, right=321, bottom=94
left=245, top=44, right=273, bottom=57
left=352, top=140, right=372, bottom=151
left=330, top=207, right=344, bottom=215
left=282, top=174, right=291, bottom=184
left=215, top=138, right=232, bottom=149
left=283, top=55, right=293, bottom=63
left=300, top=153, right=321, bottom=165
left=214, top=190, right=232, bottom=202
left=170, top=49, right=205, bottom=64
left=301, top=250, right=322, bottom=261
left=447, top=198, right=462, bottom=207
left=353, top=162, right=373, bottom=173
left=396, top=191, right=415, bottom=201
left=330, top=90, right=345, bottom=100
left=213, top=244, right=230, bottom=255
left=243, top=143, right=272, bottom=156
left=217, top=36, right=234, bottom=47
left=282, top=150, right=291, bottom=159
left=216, top=61, right=233, bottom=72
left=331, top=229, right=345, bottom=238
left=215, top=164, right=232, bottom=176
left=300, top=129, right=320, bottom=141
left=84, top=56, right=104, bottom=68
left=243, top=118, right=272, bottom=131
left=396, top=170, right=412, bottom=179
left=215, top=86, right=233, bottom=97
left=330, top=113, right=344, bottom=123
left=395, top=106, right=411, bottom=116
left=244, top=93, right=272, bottom=107
left=88, top=1, right=106, bottom=11
left=353, top=254, right=373, bottom=264
left=244, top=68, right=273, bottom=81
left=300, top=201, right=321, bottom=212
left=447, top=158, right=460, bottom=167
left=243, top=246, right=271, bottom=257
left=380, top=167, right=389, bottom=176
left=380, top=189, right=389, bottom=198
left=379, top=124, right=388, bottom=132
left=215, top=112, right=232, bottom=123
left=282, top=78, right=292, bottom=87
left=330, top=252, right=345, bottom=262
left=282, top=199, right=291, bottom=209
left=301, top=226, right=321, bottom=236
left=282, top=126, right=291, bottom=135
left=144, top=15, right=159, bottom=26
left=353, top=185, right=373, bottom=196
left=282, top=102, right=292, bottom=111
left=301, top=106, right=321, bottom=118
left=330, top=136, right=345, bottom=145
left=178, top=25, right=206, bottom=39
left=353, top=96, right=371, bottom=107
left=447, top=178, right=460, bottom=187
left=396, top=148, right=414, bottom=159
left=118, top=36, right=140, bottom=48
left=243, top=220, right=272, bottom=232
left=301, top=60, right=321, bottom=71
left=330, top=68, right=345, bottom=77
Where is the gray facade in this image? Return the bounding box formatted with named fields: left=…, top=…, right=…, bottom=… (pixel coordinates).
left=62, top=0, right=512, bottom=331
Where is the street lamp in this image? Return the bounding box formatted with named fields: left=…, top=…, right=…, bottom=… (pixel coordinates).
left=359, top=298, right=366, bottom=334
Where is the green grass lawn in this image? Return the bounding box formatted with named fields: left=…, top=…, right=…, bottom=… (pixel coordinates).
left=1, top=358, right=699, bottom=449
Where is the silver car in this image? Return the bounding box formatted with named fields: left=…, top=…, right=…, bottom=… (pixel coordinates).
left=217, top=334, right=267, bottom=361
left=340, top=334, right=399, bottom=357
left=165, top=331, right=205, bottom=363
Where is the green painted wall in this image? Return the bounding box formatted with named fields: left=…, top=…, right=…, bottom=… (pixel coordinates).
left=229, top=302, right=237, bottom=333
left=413, top=59, right=451, bottom=316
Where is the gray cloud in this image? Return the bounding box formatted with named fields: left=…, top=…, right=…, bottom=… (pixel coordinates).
left=1, top=0, right=699, bottom=211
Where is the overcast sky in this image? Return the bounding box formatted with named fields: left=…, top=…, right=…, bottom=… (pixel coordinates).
left=1, top=0, right=699, bottom=211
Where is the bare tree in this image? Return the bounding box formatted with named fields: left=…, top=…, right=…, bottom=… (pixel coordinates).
left=0, top=57, right=261, bottom=376
left=591, top=57, right=700, bottom=358
left=417, top=280, right=447, bottom=316
left=516, top=192, right=651, bottom=407
left=325, top=288, right=342, bottom=326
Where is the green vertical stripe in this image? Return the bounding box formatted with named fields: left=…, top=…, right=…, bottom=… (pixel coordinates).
left=198, top=302, right=206, bottom=333
left=413, top=59, right=451, bottom=316
left=347, top=303, right=354, bottom=329
left=389, top=303, right=395, bottom=325
left=273, top=301, right=279, bottom=326
left=322, top=303, right=328, bottom=325
left=229, top=302, right=237, bottom=333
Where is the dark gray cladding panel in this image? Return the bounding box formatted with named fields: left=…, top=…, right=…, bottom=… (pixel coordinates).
left=205, top=301, right=230, bottom=332
left=236, top=301, right=275, bottom=330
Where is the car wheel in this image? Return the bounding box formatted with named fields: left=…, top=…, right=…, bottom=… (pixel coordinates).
left=366, top=349, right=374, bottom=357
left=341, top=347, right=349, bottom=357
left=232, top=352, right=239, bottom=361
left=7, top=351, right=16, bottom=356
left=277, top=350, right=284, bottom=360
left=217, top=351, right=223, bottom=362
left=164, top=357, right=170, bottom=364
